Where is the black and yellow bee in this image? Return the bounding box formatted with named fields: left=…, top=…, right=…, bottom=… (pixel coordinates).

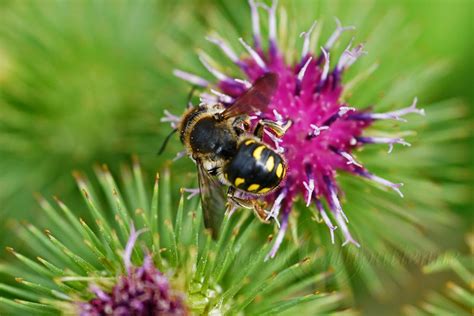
left=163, top=73, right=290, bottom=238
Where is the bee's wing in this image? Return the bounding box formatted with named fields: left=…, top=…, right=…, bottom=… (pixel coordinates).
left=196, top=162, right=227, bottom=239
left=221, top=72, right=278, bottom=119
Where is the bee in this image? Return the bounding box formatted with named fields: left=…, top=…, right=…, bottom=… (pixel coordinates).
left=161, top=73, right=291, bottom=238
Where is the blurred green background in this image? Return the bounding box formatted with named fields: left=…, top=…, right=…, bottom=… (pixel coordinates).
left=0, top=0, right=471, bottom=314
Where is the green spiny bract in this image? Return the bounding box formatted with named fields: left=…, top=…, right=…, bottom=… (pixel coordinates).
left=0, top=159, right=348, bottom=315
left=0, top=0, right=202, bottom=246
left=403, top=234, right=473, bottom=316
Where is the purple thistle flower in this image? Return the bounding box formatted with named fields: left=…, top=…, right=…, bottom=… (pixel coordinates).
left=173, top=0, right=425, bottom=259
left=79, top=226, right=187, bottom=316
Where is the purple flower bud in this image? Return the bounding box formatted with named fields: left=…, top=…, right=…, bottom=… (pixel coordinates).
left=79, top=226, right=187, bottom=316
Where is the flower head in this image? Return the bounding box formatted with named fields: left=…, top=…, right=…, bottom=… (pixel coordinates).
left=174, top=0, right=425, bottom=257
left=79, top=227, right=187, bottom=316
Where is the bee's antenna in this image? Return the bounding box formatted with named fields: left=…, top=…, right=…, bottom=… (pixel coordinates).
left=187, top=86, right=198, bottom=109
left=157, top=129, right=178, bottom=155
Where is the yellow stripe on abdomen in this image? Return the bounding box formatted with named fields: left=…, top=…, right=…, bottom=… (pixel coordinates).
left=245, top=139, right=256, bottom=145
left=276, top=163, right=284, bottom=178
left=234, top=177, right=245, bottom=186
left=247, top=184, right=260, bottom=192
left=252, top=145, right=265, bottom=160
left=265, top=155, right=275, bottom=172
left=258, top=187, right=272, bottom=194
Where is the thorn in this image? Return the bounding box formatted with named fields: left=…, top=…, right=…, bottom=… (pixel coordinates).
left=101, top=163, right=110, bottom=173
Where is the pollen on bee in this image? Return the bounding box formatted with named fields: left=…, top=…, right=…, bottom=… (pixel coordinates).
left=234, top=177, right=245, bottom=186
left=253, top=145, right=265, bottom=160
left=265, top=156, right=275, bottom=171
left=248, top=184, right=260, bottom=191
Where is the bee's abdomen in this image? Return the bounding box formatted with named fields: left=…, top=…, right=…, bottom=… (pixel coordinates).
left=224, top=139, right=286, bottom=194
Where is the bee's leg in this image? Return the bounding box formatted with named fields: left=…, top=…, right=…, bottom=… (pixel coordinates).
left=231, top=116, right=251, bottom=134
left=226, top=187, right=253, bottom=209
left=252, top=201, right=271, bottom=223
left=254, top=119, right=292, bottom=139
left=226, top=188, right=270, bottom=223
